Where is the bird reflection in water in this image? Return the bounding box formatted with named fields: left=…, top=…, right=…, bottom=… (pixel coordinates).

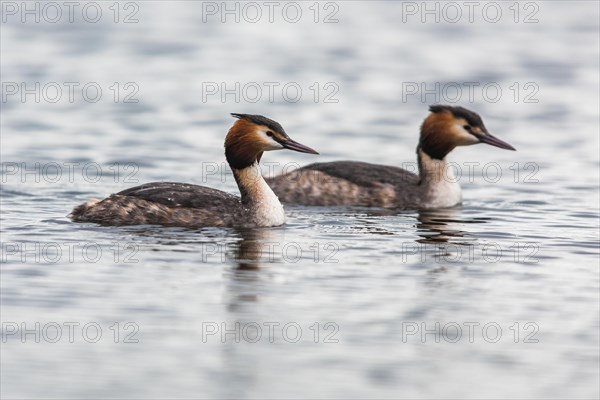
left=415, top=207, right=487, bottom=244
left=414, top=207, right=489, bottom=270
left=224, top=228, right=284, bottom=311
left=225, top=228, right=283, bottom=270
left=329, top=206, right=488, bottom=245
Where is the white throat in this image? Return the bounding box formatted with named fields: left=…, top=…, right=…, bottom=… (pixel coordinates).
left=233, top=163, right=285, bottom=226
left=418, top=149, right=462, bottom=208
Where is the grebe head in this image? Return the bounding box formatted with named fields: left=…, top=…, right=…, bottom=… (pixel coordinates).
left=419, top=105, right=516, bottom=160
left=225, top=113, right=318, bottom=169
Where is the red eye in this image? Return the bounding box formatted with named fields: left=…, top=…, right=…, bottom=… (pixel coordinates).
left=266, top=131, right=274, bottom=137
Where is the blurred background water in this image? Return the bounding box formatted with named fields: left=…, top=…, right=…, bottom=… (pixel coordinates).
left=1, top=1, right=599, bottom=398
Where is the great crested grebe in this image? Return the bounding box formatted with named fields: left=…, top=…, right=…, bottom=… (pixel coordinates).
left=266, top=105, right=515, bottom=209
left=70, top=114, right=318, bottom=228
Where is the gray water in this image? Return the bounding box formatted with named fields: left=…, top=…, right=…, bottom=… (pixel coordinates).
left=1, top=1, right=599, bottom=399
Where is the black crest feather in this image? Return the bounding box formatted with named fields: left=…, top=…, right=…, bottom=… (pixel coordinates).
left=429, top=105, right=484, bottom=128
left=231, top=113, right=287, bottom=135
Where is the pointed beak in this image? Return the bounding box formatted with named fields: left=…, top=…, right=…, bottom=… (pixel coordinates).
left=279, top=137, right=319, bottom=155
left=478, top=133, right=516, bottom=151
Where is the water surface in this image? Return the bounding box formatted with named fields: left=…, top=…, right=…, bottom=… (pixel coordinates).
left=1, top=1, right=599, bottom=398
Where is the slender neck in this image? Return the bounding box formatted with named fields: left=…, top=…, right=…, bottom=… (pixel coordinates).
left=231, top=162, right=285, bottom=226
left=417, top=147, right=453, bottom=184
left=231, top=162, right=278, bottom=204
